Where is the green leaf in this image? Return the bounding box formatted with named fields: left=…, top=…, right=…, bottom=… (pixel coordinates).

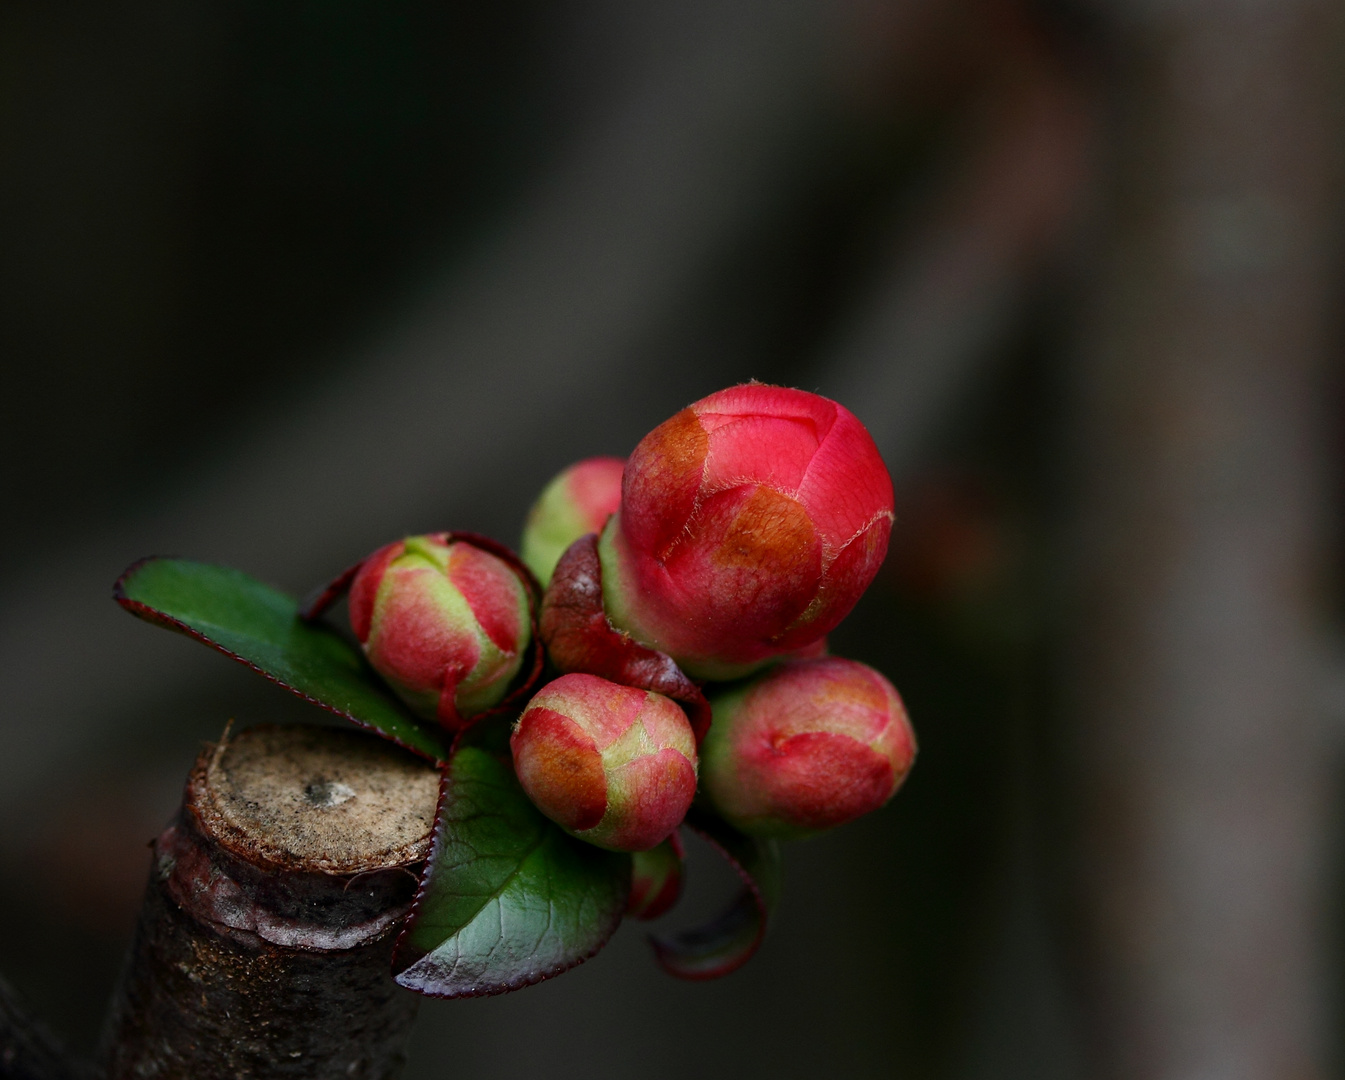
left=114, top=557, right=450, bottom=762
left=649, top=806, right=781, bottom=979
left=394, top=746, right=630, bottom=997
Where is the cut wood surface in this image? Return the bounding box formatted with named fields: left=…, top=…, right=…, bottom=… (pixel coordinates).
left=98, top=724, right=439, bottom=1080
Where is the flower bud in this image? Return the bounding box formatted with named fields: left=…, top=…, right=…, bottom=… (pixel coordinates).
left=521, top=456, right=625, bottom=586
left=700, top=657, right=915, bottom=838
left=627, top=836, right=684, bottom=920
left=599, top=384, right=894, bottom=679
left=511, top=673, right=697, bottom=852
left=349, top=534, right=532, bottom=729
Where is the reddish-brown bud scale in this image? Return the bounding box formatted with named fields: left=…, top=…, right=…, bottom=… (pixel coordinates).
left=700, top=657, right=915, bottom=838
left=511, top=673, right=698, bottom=852
left=349, top=534, right=532, bottom=730
left=599, top=384, right=894, bottom=679
left=521, top=456, right=625, bottom=586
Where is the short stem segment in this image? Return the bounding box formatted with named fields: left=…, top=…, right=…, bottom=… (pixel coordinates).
left=97, top=724, right=439, bottom=1080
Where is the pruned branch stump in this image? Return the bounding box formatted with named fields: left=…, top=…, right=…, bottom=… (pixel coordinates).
left=98, top=724, right=439, bottom=1080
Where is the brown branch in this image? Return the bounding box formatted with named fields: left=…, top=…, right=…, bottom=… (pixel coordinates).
left=817, top=20, right=1095, bottom=471
left=1063, top=2, right=1337, bottom=1074
left=96, top=724, right=440, bottom=1080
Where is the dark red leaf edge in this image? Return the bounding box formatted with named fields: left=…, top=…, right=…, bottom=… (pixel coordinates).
left=539, top=534, right=712, bottom=742
left=626, top=828, right=686, bottom=922
left=648, top=805, right=781, bottom=981
left=112, top=556, right=452, bottom=764
left=297, top=558, right=363, bottom=622
left=297, top=531, right=547, bottom=735
left=391, top=758, right=628, bottom=999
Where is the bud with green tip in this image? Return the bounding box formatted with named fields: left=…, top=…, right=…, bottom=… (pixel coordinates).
left=511, top=673, right=698, bottom=852
left=521, top=456, right=625, bottom=586
left=627, top=835, right=685, bottom=920
left=349, top=534, right=533, bottom=730
left=700, top=657, right=915, bottom=838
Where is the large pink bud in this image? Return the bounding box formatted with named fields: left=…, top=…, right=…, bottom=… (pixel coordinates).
left=511, top=673, right=698, bottom=852
left=520, top=456, right=624, bottom=586
left=349, top=534, right=533, bottom=730
left=700, top=657, right=916, bottom=838
left=598, top=384, right=894, bottom=679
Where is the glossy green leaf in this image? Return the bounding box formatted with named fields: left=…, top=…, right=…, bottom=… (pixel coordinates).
left=649, top=805, right=781, bottom=979
left=394, top=746, right=630, bottom=997
left=114, top=557, right=450, bottom=762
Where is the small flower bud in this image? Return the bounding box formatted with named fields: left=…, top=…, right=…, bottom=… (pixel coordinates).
left=599, top=384, right=893, bottom=679
left=627, top=836, right=684, bottom=920
left=349, top=534, right=533, bottom=729
left=521, top=456, right=625, bottom=586
left=700, top=657, right=915, bottom=838
left=511, top=673, right=698, bottom=852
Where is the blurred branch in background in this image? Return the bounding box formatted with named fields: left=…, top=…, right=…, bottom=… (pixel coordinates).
left=0, top=1, right=847, bottom=841
left=6, top=3, right=1053, bottom=1069
left=818, top=8, right=1094, bottom=465
left=1064, top=0, right=1340, bottom=1076
left=0, top=0, right=1069, bottom=868
left=1, top=0, right=1342, bottom=1077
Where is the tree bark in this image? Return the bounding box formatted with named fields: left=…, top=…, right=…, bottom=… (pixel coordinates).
left=1064, top=2, right=1337, bottom=1076
left=97, top=724, right=439, bottom=1080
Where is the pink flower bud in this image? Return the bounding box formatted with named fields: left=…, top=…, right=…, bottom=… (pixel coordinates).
left=511, top=673, right=698, bottom=852
left=521, top=456, right=625, bottom=586
left=700, top=657, right=916, bottom=838
left=627, top=835, right=684, bottom=920
left=349, top=534, right=533, bottom=730
left=598, top=384, right=894, bottom=679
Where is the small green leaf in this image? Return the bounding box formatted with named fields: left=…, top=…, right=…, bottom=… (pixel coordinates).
left=114, top=557, right=450, bottom=762
left=394, top=746, right=630, bottom=997
left=649, top=806, right=781, bottom=979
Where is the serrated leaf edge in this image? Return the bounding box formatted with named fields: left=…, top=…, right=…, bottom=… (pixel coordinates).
left=391, top=756, right=626, bottom=999
left=113, top=556, right=451, bottom=764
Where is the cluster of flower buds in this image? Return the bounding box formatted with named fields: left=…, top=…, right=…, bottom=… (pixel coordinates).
left=348, top=382, right=915, bottom=863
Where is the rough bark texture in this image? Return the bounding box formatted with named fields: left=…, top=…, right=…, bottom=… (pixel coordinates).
left=1066, top=2, right=1336, bottom=1076
left=97, top=724, right=439, bottom=1080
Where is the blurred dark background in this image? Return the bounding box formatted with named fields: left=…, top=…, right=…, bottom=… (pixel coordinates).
left=1, top=1, right=1341, bottom=1077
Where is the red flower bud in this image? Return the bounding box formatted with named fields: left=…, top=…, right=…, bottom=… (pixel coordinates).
left=599, top=384, right=894, bottom=679
left=511, top=673, right=698, bottom=852
left=627, top=835, right=685, bottom=920
left=349, top=534, right=532, bottom=730
left=521, top=456, right=625, bottom=586
left=700, top=657, right=915, bottom=838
